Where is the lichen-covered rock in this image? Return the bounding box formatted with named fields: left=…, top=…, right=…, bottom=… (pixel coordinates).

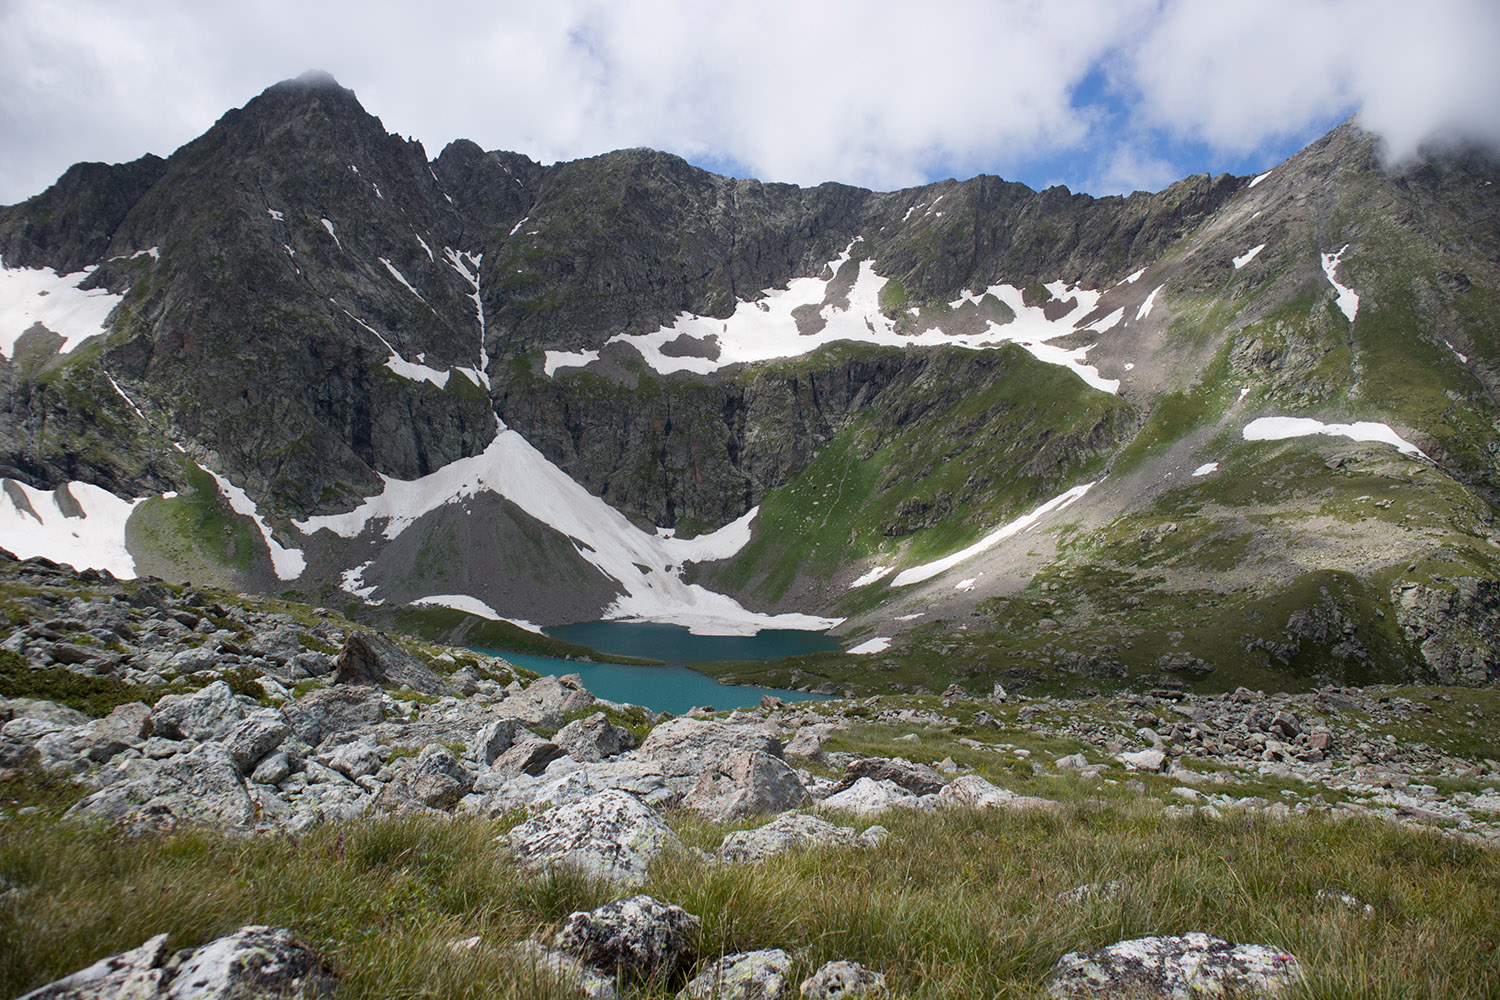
left=151, top=682, right=245, bottom=742
left=718, top=812, right=859, bottom=864
left=1116, top=749, right=1168, bottom=773
left=507, top=789, right=680, bottom=885
left=683, top=749, right=808, bottom=821
left=635, top=718, right=784, bottom=793
left=15, top=925, right=333, bottom=1000
left=222, top=709, right=291, bottom=774
left=798, top=961, right=887, bottom=999
left=1047, top=932, right=1303, bottom=998
left=491, top=735, right=567, bottom=780
left=66, top=744, right=257, bottom=830
left=681, top=949, right=792, bottom=999
left=465, top=757, right=680, bottom=816
left=470, top=717, right=525, bottom=766
left=556, top=711, right=636, bottom=762
left=936, top=774, right=1062, bottom=813
left=495, top=674, right=595, bottom=728
left=554, top=894, right=700, bottom=979
left=334, top=632, right=452, bottom=696
left=282, top=686, right=383, bottom=748
left=818, top=777, right=922, bottom=816
left=827, top=757, right=945, bottom=797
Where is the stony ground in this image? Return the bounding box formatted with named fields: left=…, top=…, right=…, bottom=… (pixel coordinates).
left=1, top=552, right=1497, bottom=998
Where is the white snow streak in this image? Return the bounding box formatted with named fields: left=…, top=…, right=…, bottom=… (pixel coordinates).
left=379, top=258, right=430, bottom=307
left=0, top=259, right=124, bottom=358
left=891, top=481, right=1097, bottom=587
left=1242, top=416, right=1427, bottom=459
left=1120, top=268, right=1147, bottom=285
left=1136, top=284, right=1165, bottom=321
left=1249, top=169, right=1274, bottom=188
left=1321, top=245, right=1359, bottom=322
left=1233, top=244, right=1265, bottom=269
left=0, top=480, right=142, bottom=578
left=954, top=577, right=978, bottom=592
left=198, top=466, right=306, bottom=579
left=411, top=594, right=504, bottom=620
left=1191, top=462, right=1220, bottom=477
left=849, top=565, right=894, bottom=589
left=848, top=637, right=892, bottom=654
left=320, top=219, right=343, bottom=251
left=295, top=419, right=836, bottom=636
left=598, top=240, right=1121, bottom=393
left=1445, top=340, right=1468, bottom=363
left=444, top=248, right=490, bottom=389
left=508, top=217, right=529, bottom=237
left=544, top=349, right=601, bottom=376
left=414, top=234, right=433, bottom=261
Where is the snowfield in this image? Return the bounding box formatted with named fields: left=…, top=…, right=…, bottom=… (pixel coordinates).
left=0, top=480, right=143, bottom=578
left=1242, top=416, right=1427, bottom=459
left=296, top=418, right=839, bottom=636
left=544, top=240, right=1126, bottom=393
left=0, top=259, right=126, bottom=358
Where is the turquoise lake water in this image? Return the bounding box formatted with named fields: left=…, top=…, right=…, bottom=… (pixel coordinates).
left=472, top=620, right=839, bottom=715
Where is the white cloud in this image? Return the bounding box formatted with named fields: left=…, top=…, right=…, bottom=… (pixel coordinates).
left=1119, top=0, right=1500, bottom=163
left=0, top=0, right=1495, bottom=205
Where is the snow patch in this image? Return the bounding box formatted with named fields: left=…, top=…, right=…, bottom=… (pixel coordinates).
left=603, top=240, right=1121, bottom=393
left=850, top=565, right=893, bottom=589
left=544, top=349, right=601, bottom=377
left=1242, top=416, right=1427, bottom=459
left=415, top=234, right=433, bottom=260
left=1321, top=245, right=1359, bottom=322
left=508, top=217, right=529, bottom=237
left=198, top=466, right=306, bottom=579
left=659, top=508, right=758, bottom=564
left=320, top=219, right=343, bottom=251
left=1233, top=243, right=1265, bottom=269
left=444, top=248, right=490, bottom=389
left=954, top=577, right=978, bottom=592
left=107, top=247, right=159, bottom=262
left=296, top=419, right=836, bottom=636
left=1191, top=462, right=1220, bottom=477
left=0, top=258, right=125, bottom=358
left=267, top=208, right=284, bottom=221
left=848, top=637, right=892, bottom=655
left=1136, top=284, right=1164, bottom=321
left=1249, top=169, right=1274, bottom=188
left=1120, top=268, right=1147, bottom=285
left=892, top=482, right=1097, bottom=587
left=0, top=480, right=142, bottom=578
left=894, top=613, right=924, bottom=621
left=411, top=594, right=504, bottom=620
left=1444, top=340, right=1468, bottom=363
left=341, top=561, right=378, bottom=601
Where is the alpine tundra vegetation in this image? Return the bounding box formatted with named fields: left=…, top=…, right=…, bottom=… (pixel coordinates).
left=0, top=73, right=1498, bottom=998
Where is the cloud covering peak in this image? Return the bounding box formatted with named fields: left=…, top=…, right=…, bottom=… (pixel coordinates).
left=1, top=0, right=1495, bottom=205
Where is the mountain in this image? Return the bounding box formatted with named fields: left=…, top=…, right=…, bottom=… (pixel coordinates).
left=1, top=71, right=1497, bottom=693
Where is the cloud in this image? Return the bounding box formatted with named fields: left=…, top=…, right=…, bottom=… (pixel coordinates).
left=0, top=0, right=1495, bottom=205
left=1118, top=0, right=1500, bottom=163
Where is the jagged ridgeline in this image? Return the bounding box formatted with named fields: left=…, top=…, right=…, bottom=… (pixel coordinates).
left=1, top=70, right=1497, bottom=692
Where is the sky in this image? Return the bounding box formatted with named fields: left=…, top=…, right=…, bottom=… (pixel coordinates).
left=2, top=0, right=1498, bottom=206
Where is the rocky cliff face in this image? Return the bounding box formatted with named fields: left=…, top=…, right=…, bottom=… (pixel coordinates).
left=0, top=73, right=1497, bottom=691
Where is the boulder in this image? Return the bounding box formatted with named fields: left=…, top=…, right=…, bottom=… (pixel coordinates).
left=470, top=717, right=525, bottom=766
left=1047, top=932, right=1303, bottom=998
left=799, top=961, right=887, bottom=999
left=1117, top=749, right=1168, bottom=773
left=554, top=894, right=700, bottom=979
left=465, top=758, right=679, bottom=816
left=507, top=789, right=680, bottom=885
left=318, top=737, right=381, bottom=781
left=222, top=710, right=291, bottom=774
left=718, top=812, right=859, bottom=864
left=406, top=743, right=475, bottom=808
left=827, top=757, right=945, bottom=797
left=681, top=949, right=793, bottom=999
left=491, top=736, right=568, bottom=780
left=151, top=682, right=245, bottom=742
left=66, top=744, right=257, bottom=831
left=683, top=750, right=809, bottom=821
left=819, top=777, right=921, bottom=816
left=15, top=931, right=171, bottom=1000
left=936, top=774, right=1062, bottom=813
left=556, top=712, right=636, bottom=762
left=635, top=718, right=784, bottom=793
left=164, top=925, right=335, bottom=999
left=495, top=675, right=595, bottom=728
left=334, top=632, right=451, bottom=696
left=282, top=686, right=383, bottom=748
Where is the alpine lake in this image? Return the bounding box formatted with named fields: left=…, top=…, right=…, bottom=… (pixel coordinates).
left=471, top=620, right=840, bottom=715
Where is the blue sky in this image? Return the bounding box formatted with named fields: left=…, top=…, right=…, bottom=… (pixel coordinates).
left=1, top=0, right=1497, bottom=206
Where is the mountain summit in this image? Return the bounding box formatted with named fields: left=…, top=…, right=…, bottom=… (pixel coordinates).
left=0, top=75, right=1496, bottom=693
